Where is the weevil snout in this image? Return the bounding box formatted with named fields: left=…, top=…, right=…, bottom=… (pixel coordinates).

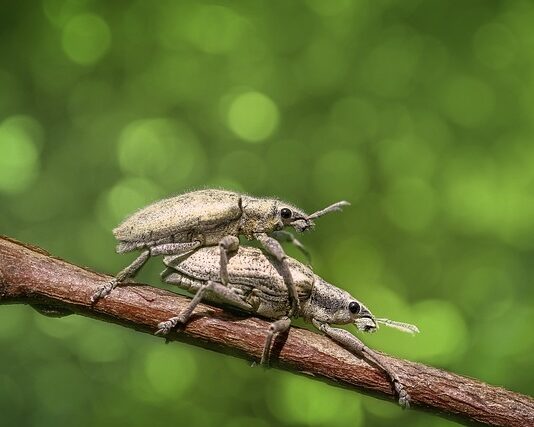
left=355, top=316, right=378, bottom=333
left=291, top=218, right=315, bottom=232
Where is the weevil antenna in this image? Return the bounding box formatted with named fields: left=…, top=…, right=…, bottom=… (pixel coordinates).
left=376, top=318, right=420, bottom=334
left=308, top=201, right=351, bottom=220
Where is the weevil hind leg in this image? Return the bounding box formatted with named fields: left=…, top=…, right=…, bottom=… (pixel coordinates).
left=270, top=230, right=310, bottom=261
left=260, top=317, right=291, bottom=366
left=218, top=235, right=240, bottom=285
left=91, top=249, right=150, bottom=303
left=92, top=241, right=201, bottom=304
left=156, top=280, right=212, bottom=335
left=312, top=319, right=411, bottom=408
left=254, top=232, right=300, bottom=316
left=156, top=280, right=252, bottom=336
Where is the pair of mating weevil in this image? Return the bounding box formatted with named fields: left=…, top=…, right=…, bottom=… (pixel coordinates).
left=92, top=189, right=419, bottom=407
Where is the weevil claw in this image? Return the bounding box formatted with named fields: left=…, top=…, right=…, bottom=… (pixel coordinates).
left=155, top=321, right=173, bottom=336
left=399, top=395, right=410, bottom=409
left=289, top=299, right=300, bottom=317
left=395, top=383, right=411, bottom=408
left=155, top=316, right=184, bottom=336
left=91, top=280, right=117, bottom=303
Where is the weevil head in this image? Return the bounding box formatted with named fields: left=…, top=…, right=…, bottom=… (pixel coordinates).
left=278, top=199, right=351, bottom=233
left=241, top=196, right=350, bottom=235
left=241, top=196, right=312, bottom=234
left=278, top=204, right=314, bottom=232
left=303, top=276, right=377, bottom=332
left=304, top=276, right=420, bottom=335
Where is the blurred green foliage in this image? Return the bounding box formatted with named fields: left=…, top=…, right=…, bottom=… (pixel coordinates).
left=1, top=0, right=533, bottom=425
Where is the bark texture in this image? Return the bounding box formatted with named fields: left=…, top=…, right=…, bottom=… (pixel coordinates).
left=0, top=236, right=532, bottom=426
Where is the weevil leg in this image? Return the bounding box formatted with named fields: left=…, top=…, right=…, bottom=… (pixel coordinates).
left=218, top=235, right=240, bottom=285
left=270, top=230, right=310, bottom=261
left=260, top=317, right=291, bottom=365
left=92, top=242, right=201, bottom=303
left=312, top=319, right=411, bottom=408
left=255, top=233, right=300, bottom=316
left=91, top=250, right=150, bottom=303
left=155, top=280, right=252, bottom=335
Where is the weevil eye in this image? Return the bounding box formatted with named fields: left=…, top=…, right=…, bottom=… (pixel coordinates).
left=349, top=301, right=361, bottom=314
left=280, top=208, right=292, bottom=219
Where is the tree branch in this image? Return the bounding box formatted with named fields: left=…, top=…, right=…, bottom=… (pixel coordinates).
left=0, top=236, right=532, bottom=426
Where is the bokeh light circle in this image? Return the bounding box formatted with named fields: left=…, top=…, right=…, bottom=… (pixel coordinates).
left=269, top=375, right=363, bottom=426
left=62, top=13, right=111, bottom=65
left=184, top=5, right=243, bottom=53
left=410, top=300, right=468, bottom=363
left=117, top=118, right=206, bottom=186
left=473, top=23, right=516, bottom=69
left=144, top=347, right=197, bottom=398
left=439, top=76, right=495, bottom=127
left=0, top=116, right=41, bottom=194
left=227, top=91, right=279, bottom=142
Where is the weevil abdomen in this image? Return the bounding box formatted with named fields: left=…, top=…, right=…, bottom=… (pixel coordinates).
left=113, top=189, right=243, bottom=251
left=165, top=247, right=313, bottom=297
left=164, top=267, right=294, bottom=319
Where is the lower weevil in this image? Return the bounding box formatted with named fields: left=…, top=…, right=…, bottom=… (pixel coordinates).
left=92, top=188, right=348, bottom=316
left=158, top=246, right=419, bottom=408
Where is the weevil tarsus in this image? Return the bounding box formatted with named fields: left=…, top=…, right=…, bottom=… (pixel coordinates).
left=260, top=316, right=291, bottom=365
left=156, top=280, right=215, bottom=335
left=91, top=249, right=150, bottom=302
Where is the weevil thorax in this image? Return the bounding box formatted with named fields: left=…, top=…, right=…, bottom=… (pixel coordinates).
left=302, top=276, right=377, bottom=332
left=240, top=196, right=312, bottom=238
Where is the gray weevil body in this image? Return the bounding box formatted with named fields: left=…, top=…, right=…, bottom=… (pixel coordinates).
left=159, top=246, right=419, bottom=408
left=92, top=189, right=348, bottom=314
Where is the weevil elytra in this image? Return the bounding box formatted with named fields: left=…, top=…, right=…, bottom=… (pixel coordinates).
left=92, top=189, right=349, bottom=314
left=158, top=246, right=419, bottom=408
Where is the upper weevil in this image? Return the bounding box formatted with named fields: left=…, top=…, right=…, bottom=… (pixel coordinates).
left=91, top=188, right=349, bottom=312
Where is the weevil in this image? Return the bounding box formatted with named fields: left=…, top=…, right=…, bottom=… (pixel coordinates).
left=158, top=246, right=419, bottom=408
left=92, top=188, right=349, bottom=314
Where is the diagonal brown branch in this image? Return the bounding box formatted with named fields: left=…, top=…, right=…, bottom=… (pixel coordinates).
left=0, top=236, right=532, bottom=426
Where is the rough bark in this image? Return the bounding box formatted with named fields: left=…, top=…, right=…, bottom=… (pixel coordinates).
left=0, top=236, right=532, bottom=426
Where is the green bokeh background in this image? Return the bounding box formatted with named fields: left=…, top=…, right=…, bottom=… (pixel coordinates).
left=1, top=1, right=533, bottom=426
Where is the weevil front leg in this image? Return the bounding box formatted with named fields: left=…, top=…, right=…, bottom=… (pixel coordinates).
left=91, top=241, right=201, bottom=303
left=270, top=230, right=310, bottom=261
left=312, top=319, right=411, bottom=408
left=218, top=235, right=240, bottom=285
left=156, top=280, right=252, bottom=335
left=260, top=317, right=291, bottom=365
left=254, top=232, right=300, bottom=316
